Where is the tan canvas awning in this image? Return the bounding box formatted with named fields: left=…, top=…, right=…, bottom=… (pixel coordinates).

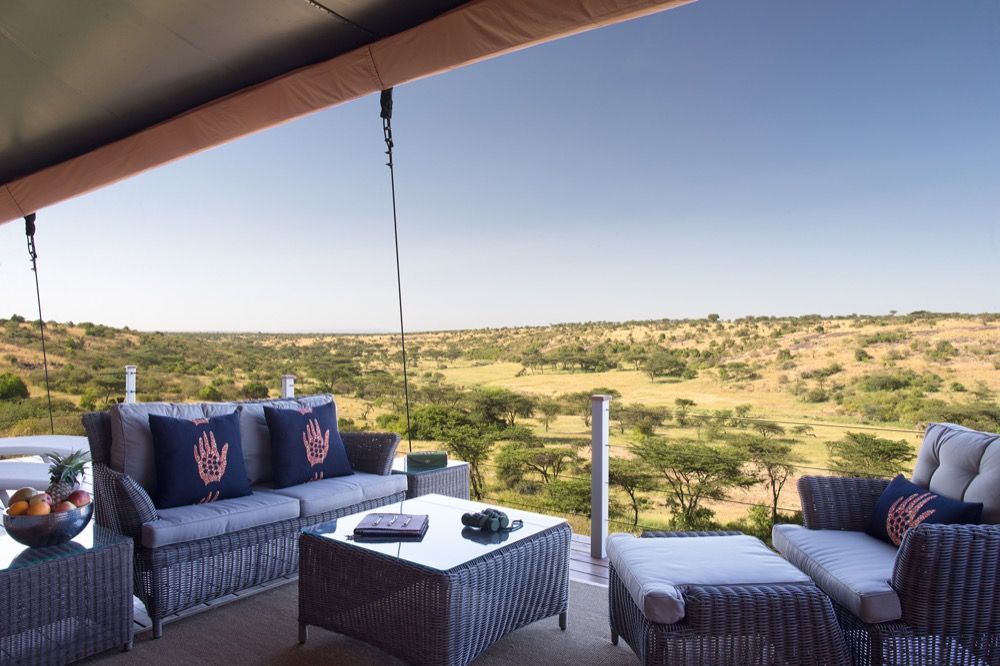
left=0, top=0, right=692, bottom=226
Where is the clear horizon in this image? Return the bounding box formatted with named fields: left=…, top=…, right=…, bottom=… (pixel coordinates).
left=2, top=0, right=998, bottom=332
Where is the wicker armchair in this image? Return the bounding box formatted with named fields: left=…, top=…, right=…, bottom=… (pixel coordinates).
left=778, top=423, right=1000, bottom=666
left=83, top=407, right=404, bottom=638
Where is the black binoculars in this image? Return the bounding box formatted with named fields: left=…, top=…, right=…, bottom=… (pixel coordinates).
left=461, top=507, right=510, bottom=533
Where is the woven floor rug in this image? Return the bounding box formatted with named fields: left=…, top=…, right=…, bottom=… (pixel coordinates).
left=86, top=580, right=636, bottom=665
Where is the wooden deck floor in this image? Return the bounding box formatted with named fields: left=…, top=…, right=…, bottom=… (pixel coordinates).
left=570, top=533, right=610, bottom=586
left=132, top=533, right=609, bottom=635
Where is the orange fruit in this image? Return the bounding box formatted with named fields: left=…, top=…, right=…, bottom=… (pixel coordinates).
left=26, top=501, right=51, bottom=516
left=7, top=500, right=29, bottom=516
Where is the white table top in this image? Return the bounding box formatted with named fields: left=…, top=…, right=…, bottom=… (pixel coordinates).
left=0, top=435, right=88, bottom=459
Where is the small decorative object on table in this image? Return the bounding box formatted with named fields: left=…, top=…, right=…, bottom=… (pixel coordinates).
left=392, top=456, right=470, bottom=499
left=406, top=451, right=448, bottom=471
left=353, top=513, right=429, bottom=540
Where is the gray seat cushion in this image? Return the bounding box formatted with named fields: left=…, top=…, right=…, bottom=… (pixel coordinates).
left=607, top=533, right=813, bottom=625
left=772, top=524, right=901, bottom=623
left=261, top=472, right=406, bottom=518
left=912, top=422, right=1000, bottom=523
left=141, top=491, right=299, bottom=548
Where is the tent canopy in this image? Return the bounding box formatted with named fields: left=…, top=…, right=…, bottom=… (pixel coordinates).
left=0, top=0, right=692, bottom=225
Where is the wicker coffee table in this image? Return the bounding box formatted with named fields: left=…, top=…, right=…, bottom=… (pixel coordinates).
left=0, top=523, right=133, bottom=664
left=299, top=494, right=571, bottom=665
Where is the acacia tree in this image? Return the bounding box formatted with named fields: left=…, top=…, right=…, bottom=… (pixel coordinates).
left=614, top=403, right=671, bottom=438
left=470, top=388, right=535, bottom=428
left=634, top=438, right=753, bottom=529
left=732, top=434, right=802, bottom=523
left=609, top=457, right=658, bottom=526
left=642, top=350, right=687, bottom=381
left=440, top=424, right=499, bottom=499
left=537, top=399, right=560, bottom=432
left=827, top=432, right=915, bottom=478
left=673, top=398, right=696, bottom=426
left=496, top=442, right=577, bottom=486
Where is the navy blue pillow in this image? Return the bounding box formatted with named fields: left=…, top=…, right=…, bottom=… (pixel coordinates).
left=867, top=475, right=983, bottom=546
left=148, top=411, right=252, bottom=509
left=264, top=402, right=352, bottom=488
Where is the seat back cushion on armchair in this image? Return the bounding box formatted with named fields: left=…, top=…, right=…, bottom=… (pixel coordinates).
left=912, top=422, right=1000, bottom=523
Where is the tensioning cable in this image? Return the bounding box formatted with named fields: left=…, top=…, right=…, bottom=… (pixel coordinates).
left=381, top=88, right=413, bottom=452
left=24, top=214, right=55, bottom=434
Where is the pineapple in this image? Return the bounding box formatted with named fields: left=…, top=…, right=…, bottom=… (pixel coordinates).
left=47, top=450, right=90, bottom=504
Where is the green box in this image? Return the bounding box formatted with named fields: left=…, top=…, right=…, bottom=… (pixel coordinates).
left=406, top=451, right=448, bottom=472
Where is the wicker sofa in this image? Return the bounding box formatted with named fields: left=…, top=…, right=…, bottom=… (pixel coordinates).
left=82, top=394, right=406, bottom=638
left=774, top=422, right=1000, bottom=666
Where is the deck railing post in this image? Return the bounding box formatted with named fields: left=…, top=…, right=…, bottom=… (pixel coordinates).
left=591, top=394, right=611, bottom=559
left=124, top=365, right=137, bottom=404
left=281, top=374, right=295, bottom=399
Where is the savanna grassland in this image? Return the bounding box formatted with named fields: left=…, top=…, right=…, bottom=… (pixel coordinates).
left=2, top=312, right=1000, bottom=537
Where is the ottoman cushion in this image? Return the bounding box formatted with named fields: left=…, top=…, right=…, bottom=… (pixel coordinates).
left=607, top=533, right=812, bottom=625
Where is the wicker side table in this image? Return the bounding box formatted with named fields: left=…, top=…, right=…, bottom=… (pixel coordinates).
left=0, top=524, right=133, bottom=664
left=391, top=458, right=470, bottom=499
left=299, top=494, right=570, bottom=666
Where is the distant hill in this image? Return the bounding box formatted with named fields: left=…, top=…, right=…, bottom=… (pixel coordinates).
left=4, top=312, right=1000, bottom=533
left=2, top=312, right=999, bottom=437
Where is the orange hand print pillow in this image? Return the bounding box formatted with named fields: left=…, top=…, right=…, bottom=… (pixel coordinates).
left=149, top=411, right=252, bottom=509
left=264, top=402, right=353, bottom=488
left=867, top=475, right=983, bottom=546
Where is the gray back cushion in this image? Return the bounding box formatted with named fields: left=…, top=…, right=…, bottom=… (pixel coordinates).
left=110, top=402, right=205, bottom=494
left=912, top=422, right=1000, bottom=523
left=110, top=394, right=336, bottom=493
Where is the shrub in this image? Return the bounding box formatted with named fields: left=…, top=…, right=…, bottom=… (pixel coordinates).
left=858, top=329, right=910, bottom=346
left=198, top=385, right=223, bottom=401
left=801, top=387, right=829, bottom=403
left=0, top=372, right=29, bottom=401
left=241, top=381, right=269, bottom=399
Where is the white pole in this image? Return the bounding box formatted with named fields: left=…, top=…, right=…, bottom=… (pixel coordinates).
left=281, top=375, right=295, bottom=399
left=591, top=394, right=610, bottom=559
left=125, top=365, right=137, bottom=404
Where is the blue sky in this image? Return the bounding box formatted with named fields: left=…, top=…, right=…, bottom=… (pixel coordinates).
left=1, top=0, right=998, bottom=332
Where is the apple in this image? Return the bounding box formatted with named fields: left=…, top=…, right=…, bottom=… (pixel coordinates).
left=7, top=500, right=29, bottom=516
left=9, top=487, right=35, bottom=504
left=67, top=489, right=91, bottom=507
left=28, top=492, right=52, bottom=507
left=53, top=501, right=76, bottom=513
left=26, top=501, right=51, bottom=516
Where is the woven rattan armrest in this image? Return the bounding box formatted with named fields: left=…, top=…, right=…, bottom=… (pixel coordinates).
left=342, top=431, right=400, bottom=475
left=798, top=475, right=890, bottom=531
left=92, top=462, right=157, bottom=541
left=892, top=522, right=1000, bottom=633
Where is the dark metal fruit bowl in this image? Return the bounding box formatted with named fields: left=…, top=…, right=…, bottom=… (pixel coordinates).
left=3, top=503, right=93, bottom=548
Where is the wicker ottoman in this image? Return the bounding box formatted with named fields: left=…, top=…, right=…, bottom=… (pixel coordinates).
left=608, top=531, right=849, bottom=665
left=299, top=494, right=570, bottom=665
